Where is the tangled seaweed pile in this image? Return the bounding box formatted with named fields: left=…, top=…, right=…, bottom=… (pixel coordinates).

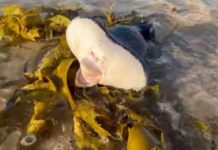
left=0, top=4, right=166, bottom=150
left=0, top=4, right=73, bottom=42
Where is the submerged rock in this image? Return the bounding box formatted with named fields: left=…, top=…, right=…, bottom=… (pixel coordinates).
left=0, top=130, right=22, bottom=150
left=37, top=134, right=73, bottom=150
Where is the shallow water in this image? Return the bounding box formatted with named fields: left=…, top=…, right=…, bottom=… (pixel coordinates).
left=0, top=0, right=218, bottom=150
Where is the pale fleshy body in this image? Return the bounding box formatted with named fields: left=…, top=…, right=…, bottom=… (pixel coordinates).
left=66, top=17, right=147, bottom=90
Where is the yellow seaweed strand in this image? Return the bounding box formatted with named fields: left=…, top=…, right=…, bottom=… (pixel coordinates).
left=54, top=58, right=76, bottom=109
left=27, top=101, right=48, bottom=134
left=127, top=124, right=151, bottom=150
left=100, top=0, right=116, bottom=26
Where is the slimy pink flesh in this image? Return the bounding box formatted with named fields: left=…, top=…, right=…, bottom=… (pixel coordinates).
left=75, top=57, right=102, bottom=87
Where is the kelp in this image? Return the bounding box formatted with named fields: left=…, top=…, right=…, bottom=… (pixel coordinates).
left=100, top=0, right=116, bottom=26
left=0, top=4, right=71, bottom=42
left=0, top=4, right=166, bottom=150
left=0, top=5, right=41, bottom=41
left=21, top=51, right=165, bottom=149
left=49, top=15, right=70, bottom=32
left=100, top=0, right=136, bottom=26
left=127, top=124, right=151, bottom=150
left=193, top=119, right=213, bottom=140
